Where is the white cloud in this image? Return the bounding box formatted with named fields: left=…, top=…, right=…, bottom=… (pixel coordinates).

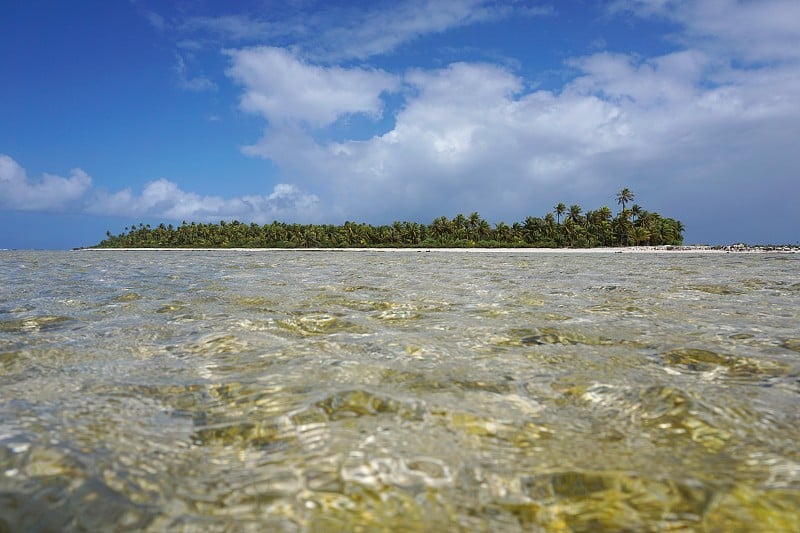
left=0, top=155, right=92, bottom=212
left=566, top=50, right=709, bottom=107
left=9, top=0, right=798, bottom=244
left=243, top=61, right=631, bottom=220
left=311, top=0, right=549, bottom=60
left=0, top=154, right=317, bottom=224
left=235, top=7, right=800, bottom=242
left=610, top=0, right=800, bottom=63
left=88, top=179, right=319, bottom=224
left=226, top=46, right=399, bottom=127
left=170, top=1, right=551, bottom=60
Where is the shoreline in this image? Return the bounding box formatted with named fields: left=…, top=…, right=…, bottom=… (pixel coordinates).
left=78, top=245, right=799, bottom=254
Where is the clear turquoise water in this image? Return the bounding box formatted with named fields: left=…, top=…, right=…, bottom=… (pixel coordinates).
left=1, top=250, right=799, bottom=531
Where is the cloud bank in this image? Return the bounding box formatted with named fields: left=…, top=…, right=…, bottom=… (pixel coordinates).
left=7, top=0, right=799, bottom=244
left=226, top=52, right=798, bottom=234
left=0, top=155, right=92, bottom=212
left=0, top=154, right=318, bottom=224
left=217, top=1, right=800, bottom=241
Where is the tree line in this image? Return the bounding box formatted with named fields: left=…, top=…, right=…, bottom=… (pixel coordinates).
left=95, top=189, right=684, bottom=248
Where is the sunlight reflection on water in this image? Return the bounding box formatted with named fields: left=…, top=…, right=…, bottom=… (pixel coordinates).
left=1, top=250, right=799, bottom=531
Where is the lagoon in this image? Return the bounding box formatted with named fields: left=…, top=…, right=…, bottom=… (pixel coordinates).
left=1, top=250, right=799, bottom=531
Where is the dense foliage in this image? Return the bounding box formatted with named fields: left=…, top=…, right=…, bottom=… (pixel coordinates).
left=96, top=190, right=684, bottom=248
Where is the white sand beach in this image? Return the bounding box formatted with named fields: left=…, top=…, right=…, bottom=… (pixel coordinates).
left=81, top=245, right=798, bottom=253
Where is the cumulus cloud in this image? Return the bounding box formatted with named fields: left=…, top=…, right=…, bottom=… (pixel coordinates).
left=0, top=155, right=93, bottom=211
left=226, top=46, right=399, bottom=127
left=88, top=179, right=319, bottom=223
left=232, top=0, right=800, bottom=242
left=241, top=61, right=640, bottom=221
left=0, top=154, right=317, bottom=224
left=9, top=0, right=798, bottom=244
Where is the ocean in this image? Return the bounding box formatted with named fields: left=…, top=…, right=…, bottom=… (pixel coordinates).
left=1, top=249, right=798, bottom=531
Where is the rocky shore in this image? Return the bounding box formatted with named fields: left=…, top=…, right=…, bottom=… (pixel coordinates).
left=680, top=244, right=800, bottom=253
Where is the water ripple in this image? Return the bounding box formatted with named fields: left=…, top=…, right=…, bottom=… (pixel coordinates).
left=1, top=250, right=798, bottom=530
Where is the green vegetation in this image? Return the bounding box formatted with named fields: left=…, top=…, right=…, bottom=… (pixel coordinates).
left=96, top=189, right=684, bottom=248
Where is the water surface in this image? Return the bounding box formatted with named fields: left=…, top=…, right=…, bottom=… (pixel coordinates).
left=1, top=250, right=799, bottom=531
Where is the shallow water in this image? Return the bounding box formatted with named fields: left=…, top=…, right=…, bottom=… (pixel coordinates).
left=1, top=250, right=798, bottom=531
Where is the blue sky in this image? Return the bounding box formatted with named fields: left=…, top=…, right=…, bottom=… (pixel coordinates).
left=2, top=0, right=799, bottom=248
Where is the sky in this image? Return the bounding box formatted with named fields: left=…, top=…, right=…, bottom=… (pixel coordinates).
left=1, top=0, right=799, bottom=249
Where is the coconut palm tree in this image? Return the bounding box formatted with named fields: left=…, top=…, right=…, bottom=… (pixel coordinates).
left=544, top=213, right=556, bottom=235
left=630, top=203, right=643, bottom=222
left=453, top=213, right=467, bottom=237
left=467, top=212, right=482, bottom=236
left=94, top=187, right=684, bottom=250
left=477, top=219, right=492, bottom=241
left=633, top=226, right=650, bottom=246
left=613, top=212, right=634, bottom=246
left=616, top=188, right=634, bottom=212
left=567, top=204, right=583, bottom=224
left=494, top=221, right=511, bottom=242
left=554, top=203, right=566, bottom=224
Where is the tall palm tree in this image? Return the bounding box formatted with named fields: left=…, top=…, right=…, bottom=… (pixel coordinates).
left=554, top=202, right=566, bottom=224
left=630, top=204, right=643, bottom=222
left=94, top=185, right=686, bottom=250
left=616, top=188, right=634, bottom=212
left=467, top=212, right=482, bottom=235
left=451, top=213, right=467, bottom=241
left=478, top=219, right=492, bottom=240
left=430, top=216, right=450, bottom=241
left=567, top=204, right=583, bottom=224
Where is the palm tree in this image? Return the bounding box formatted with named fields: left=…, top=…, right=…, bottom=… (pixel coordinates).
left=630, top=204, right=643, bottom=222
left=478, top=219, right=492, bottom=241
left=430, top=216, right=450, bottom=242
left=544, top=213, right=555, bottom=236
left=633, top=226, right=651, bottom=246
left=467, top=212, right=482, bottom=237
left=451, top=213, right=467, bottom=241
left=93, top=185, right=685, bottom=250
left=616, top=188, right=634, bottom=212
left=494, top=221, right=511, bottom=242
left=554, top=203, right=566, bottom=224
left=567, top=204, right=583, bottom=224
left=613, top=212, right=634, bottom=246
left=522, top=216, right=542, bottom=243
left=511, top=222, right=524, bottom=244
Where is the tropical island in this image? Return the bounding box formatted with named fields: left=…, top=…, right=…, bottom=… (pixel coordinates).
left=95, top=189, right=685, bottom=249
